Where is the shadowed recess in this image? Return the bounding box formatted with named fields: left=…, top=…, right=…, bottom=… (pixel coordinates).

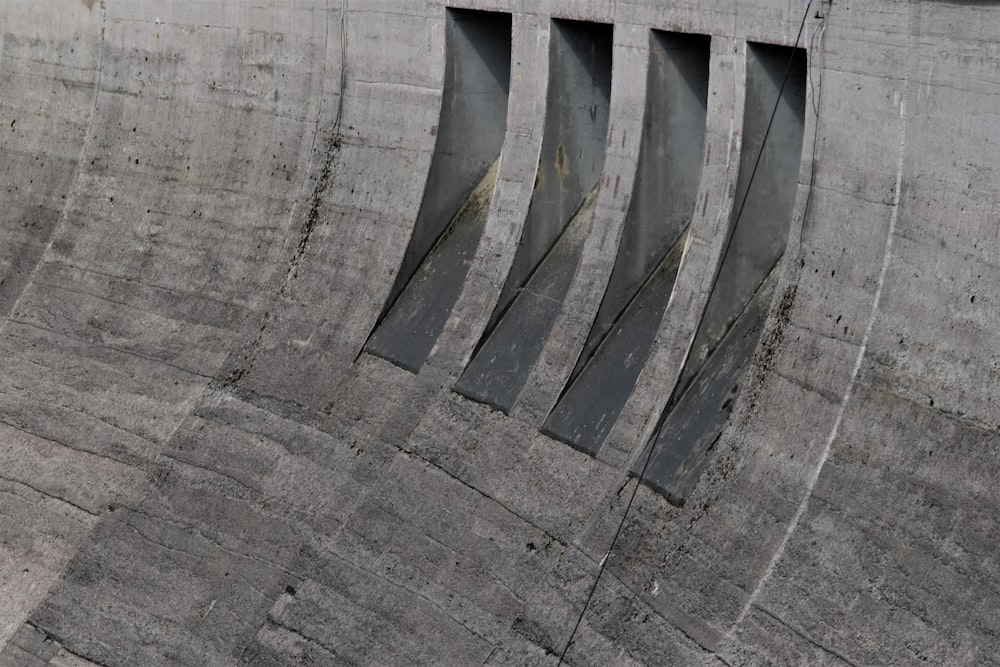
left=7, top=3, right=1000, bottom=665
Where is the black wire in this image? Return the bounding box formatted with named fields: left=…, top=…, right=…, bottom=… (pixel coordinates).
left=555, top=4, right=815, bottom=663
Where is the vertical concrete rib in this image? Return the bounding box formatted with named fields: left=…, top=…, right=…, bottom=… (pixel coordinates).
left=726, top=0, right=911, bottom=645
left=380, top=9, right=511, bottom=317
left=597, top=36, right=749, bottom=469
left=6, top=2, right=1000, bottom=664
left=0, top=3, right=107, bottom=647
left=638, top=41, right=807, bottom=505
left=453, top=18, right=613, bottom=412
left=598, top=8, right=907, bottom=651
left=0, top=2, right=105, bottom=326
left=225, top=3, right=444, bottom=407
left=677, top=43, right=806, bottom=395
left=510, top=22, right=649, bottom=425
left=365, top=9, right=512, bottom=373
left=481, top=18, right=613, bottom=333
left=425, top=13, right=550, bottom=376
left=536, top=29, right=712, bottom=452
left=570, top=31, right=712, bottom=387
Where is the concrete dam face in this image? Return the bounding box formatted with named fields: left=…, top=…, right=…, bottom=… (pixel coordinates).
left=2, top=0, right=998, bottom=664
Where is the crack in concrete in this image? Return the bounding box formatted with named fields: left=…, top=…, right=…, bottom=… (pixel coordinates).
left=754, top=605, right=859, bottom=666
left=0, top=415, right=146, bottom=469
left=254, top=616, right=349, bottom=665
left=399, top=447, right=570, bottom=551
left=124, top=503, right=299, bottom=579
left=0, top=475, right=99, bottom=518
left=312, top=546, right=501, bottom=651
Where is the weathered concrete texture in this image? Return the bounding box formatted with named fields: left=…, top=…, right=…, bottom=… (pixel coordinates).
left=2, top=0, right=1000, bottom=665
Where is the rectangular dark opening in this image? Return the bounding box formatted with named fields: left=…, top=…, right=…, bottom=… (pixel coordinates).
left=454, top=18, right=613, bottom=412
left=638, top=41, right=807, bottom=505
left=364, top=9, right=512, bottom=372
left=542, top=30, right=711, bottom=455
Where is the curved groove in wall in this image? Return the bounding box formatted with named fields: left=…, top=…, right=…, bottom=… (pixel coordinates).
left=7, top=4, right=1000, bottom=665
left=0, top=3, right=105, bottom=326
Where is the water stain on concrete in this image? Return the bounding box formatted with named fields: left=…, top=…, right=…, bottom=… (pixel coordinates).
left=555, top=143, right=570, bottom=178
left=81, top=0, right=97, bottom=10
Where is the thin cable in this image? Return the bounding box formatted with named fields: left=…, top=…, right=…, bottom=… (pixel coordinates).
left=713, top=9, right=812, bottom=300
left=555, top=4, right=814, bottom=664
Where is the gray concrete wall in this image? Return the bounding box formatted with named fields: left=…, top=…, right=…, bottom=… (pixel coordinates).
left=2, top=0, right=999, bottom=665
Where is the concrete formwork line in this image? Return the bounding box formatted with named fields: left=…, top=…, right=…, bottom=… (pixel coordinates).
left=0, top=4, right=107, bottom=647
left=520, top=32, right=753, bottom=663
left=217, top=0, right=344, bottom=388
left=5, top=1, right=1000, bottom=664
left=217, top=2, right=444, bottom=408
left=0, top=0, right=339, bottom=657
left=0, top=2, right=106, bottom=335
left=540, top=29, right=714, bottom=456
left=552, top=9, right=815, bottom=660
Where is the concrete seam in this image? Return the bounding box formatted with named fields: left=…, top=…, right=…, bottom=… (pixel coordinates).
left=400, top=447, right=570, bottom=549
left=254, top=616, right=344, bottom=663
left=728, top=1, right=913, bottom=637
left=0, top=475, right=100, bottom=518
left=754, top=605, right=859, bottom=667
left=124, top=504, right=299, bottom=578
left=22, top=621, right=113, bottom=667
left=0, top=415, right=149, bottom=470
left=313, top=538, right=500, bottom=648
left=6, top=318, right=213, bottom=382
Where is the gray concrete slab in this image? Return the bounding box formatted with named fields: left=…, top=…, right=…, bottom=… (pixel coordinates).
left=3, top=1, right=1000, bottom=666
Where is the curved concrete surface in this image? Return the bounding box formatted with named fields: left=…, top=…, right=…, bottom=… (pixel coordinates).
left=2, top=0, right=998, bottom=664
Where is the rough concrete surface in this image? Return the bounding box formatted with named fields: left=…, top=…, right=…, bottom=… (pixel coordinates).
left=1, top=0, right=999, bottom=665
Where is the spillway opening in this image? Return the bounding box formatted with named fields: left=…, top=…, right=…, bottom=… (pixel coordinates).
left=637, top=41, right=807, bottom=506
left=455, top=18, right=613, bottom=413
left=364, top=8, right=512, bottom=373
left=542, top=30, right=711, bottom=455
